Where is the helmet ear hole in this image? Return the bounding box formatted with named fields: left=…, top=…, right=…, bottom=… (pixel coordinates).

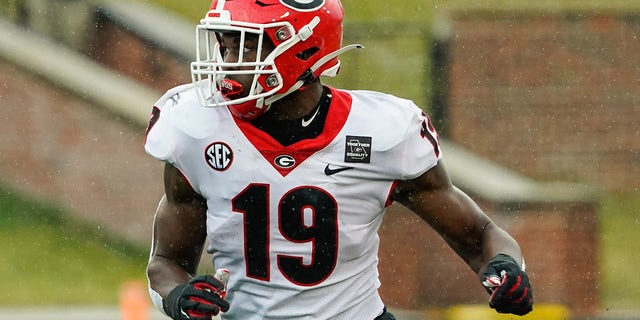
left=296, top=47, right=320, bottom=61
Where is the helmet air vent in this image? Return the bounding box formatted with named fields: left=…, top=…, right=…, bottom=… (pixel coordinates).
left=296, top=47, right=320, bottom=61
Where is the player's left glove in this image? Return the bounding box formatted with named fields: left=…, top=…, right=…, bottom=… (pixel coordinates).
left=163, top=275, right=230, bottom=320
left=481, top=254, right=533, bottom=316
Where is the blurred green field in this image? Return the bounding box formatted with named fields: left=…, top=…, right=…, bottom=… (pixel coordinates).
left=0, top=185, right=148, bottom=305
left=599, top=192, right=640, bottom=309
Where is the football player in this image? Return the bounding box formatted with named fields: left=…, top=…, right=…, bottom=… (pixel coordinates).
left=145, top=0, right=533, bottom=319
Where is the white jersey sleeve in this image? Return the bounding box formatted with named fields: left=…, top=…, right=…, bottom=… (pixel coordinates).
left=144, top=83, right=194, bottom=164
left=145, top=81, right=226, bottom=166
left=347, top=90, right=442, bottom=180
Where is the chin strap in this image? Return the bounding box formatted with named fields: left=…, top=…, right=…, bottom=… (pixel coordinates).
left=264, top=44, right=364, bottom=106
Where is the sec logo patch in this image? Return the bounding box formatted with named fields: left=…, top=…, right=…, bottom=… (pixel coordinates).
left=205, top=142, right=233, bottom=171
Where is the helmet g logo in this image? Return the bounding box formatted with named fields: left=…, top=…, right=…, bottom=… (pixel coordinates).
left=280, top=0, right=325, bottom=11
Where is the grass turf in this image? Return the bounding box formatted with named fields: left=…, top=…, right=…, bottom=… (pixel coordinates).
left=0, top=186, right=148, bottom=305
left=598, top=191, right=640, bottom=310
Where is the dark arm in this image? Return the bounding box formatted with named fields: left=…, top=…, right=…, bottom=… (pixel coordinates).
left=393, top=160, right=523, bottom=276
left=147, top=163, right=208, bottom=298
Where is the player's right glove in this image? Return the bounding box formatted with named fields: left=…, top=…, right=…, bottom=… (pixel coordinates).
left=163, top=275, right=230, bottom=320
left=481, top=254, right=533, bottom=316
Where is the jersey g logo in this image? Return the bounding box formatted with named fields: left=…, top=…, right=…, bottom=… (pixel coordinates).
left=274, top=155, right=296, bottom=169
left=280, top=0, right=325, bottom=11
left=205, top=142, right=233, bottom=171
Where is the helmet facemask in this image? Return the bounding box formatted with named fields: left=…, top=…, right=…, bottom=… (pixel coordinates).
left=191, top=13, right=291, bottom=118
left=190, top=0, right=362, bottom=120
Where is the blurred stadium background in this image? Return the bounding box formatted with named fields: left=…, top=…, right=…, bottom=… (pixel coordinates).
left=0, top=0, right=639, bottom=319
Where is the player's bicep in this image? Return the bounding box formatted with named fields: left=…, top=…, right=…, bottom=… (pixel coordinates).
left=394, top=161, right=491, bottom=267
left=150, top=164, right=208, bottom=274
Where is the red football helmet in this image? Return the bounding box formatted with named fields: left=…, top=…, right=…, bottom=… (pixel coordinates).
left=190, top=0, right=362, bottom=120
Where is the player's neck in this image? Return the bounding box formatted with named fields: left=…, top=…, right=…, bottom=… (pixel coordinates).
left=266, top=81, right=324, bottom=121
left=250, top=86, right=331, bottom=147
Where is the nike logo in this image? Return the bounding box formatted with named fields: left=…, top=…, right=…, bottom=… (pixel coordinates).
left=324, top=164, right=354, bottom=176
left=301, top=105, right=321, bottom=127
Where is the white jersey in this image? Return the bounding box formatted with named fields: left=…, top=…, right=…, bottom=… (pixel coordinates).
left=145, top=82, right=442, bottom=320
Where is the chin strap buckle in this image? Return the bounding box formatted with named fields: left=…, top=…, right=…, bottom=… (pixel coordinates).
left=297, top=69, right=316, bottom=87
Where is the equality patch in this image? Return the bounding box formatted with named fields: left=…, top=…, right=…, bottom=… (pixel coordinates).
left=344, top=136, right=372, bottom=163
